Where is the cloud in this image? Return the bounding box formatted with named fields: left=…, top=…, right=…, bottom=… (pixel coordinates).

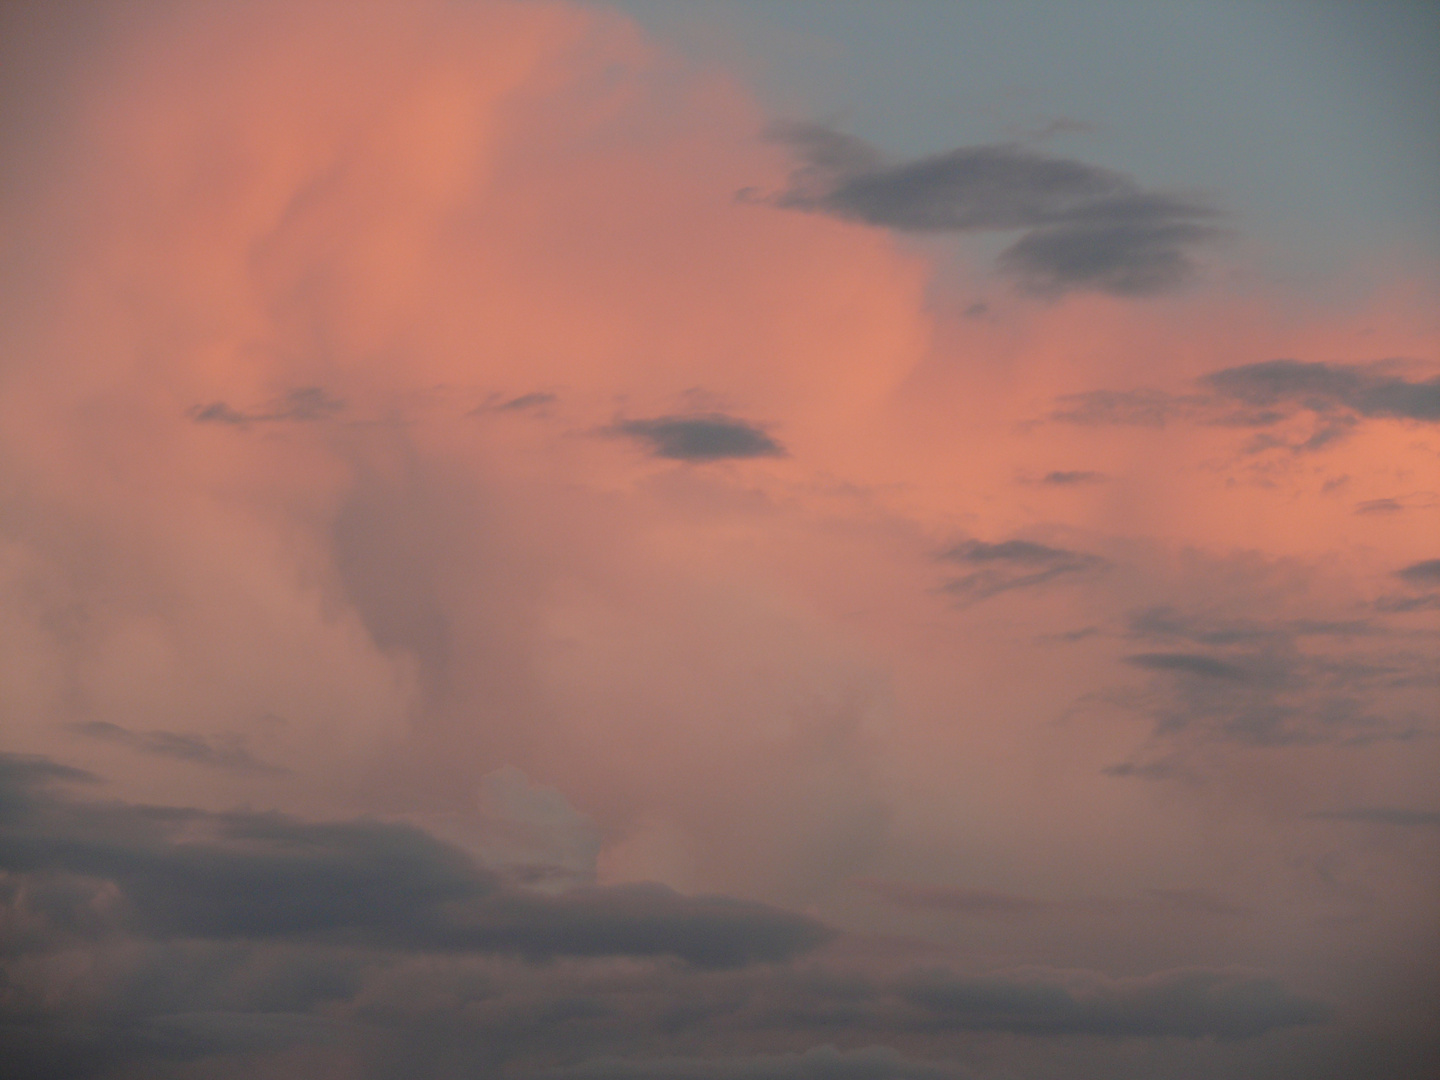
left=1097, top=592, right=1440, bottom=753
left=1201, top=359, right=1440, bottom=422
left=859, top=879, right=1048, bottom=917
left=0, top=755, right=831, bottom=966
left=1124, top=653, right=1251, bottom=682
left=539, top=1045, right=969, bottom=1080
left=1050, top=359, right=1440, bottom=442
left=1307, top=807, right=1440, bottom=827
left=189, top=387, right=345, bottom=426
left=937, top=539, right=1108, bottom=603
left=65, top=720, right=286, bottom=773
left=760, top=124, right=1222, bottom=296
left=900, top=967, right=1328, bottom=1039
left=615, top=415, right=785, bottom=461
left=1396, top=559, right=1440, bottom=584
left=1038, top=470, right=1105, bottom=485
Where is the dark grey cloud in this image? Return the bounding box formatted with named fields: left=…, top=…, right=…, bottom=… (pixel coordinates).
left=0, top=757, right=1330, bottom=1080
left=190, top=386, right=345, bottom=425
left=616, top=415, right=785, bottom=462
left=0, top=755, right=831, bottom=966
left=900, top=968, right=1327, bottom=1039
left=1307, top=807, right=1440, bottom=827
left=540, top=1045, right=969, bottom=1080
left=1038, top=470, right=1105, bottom=485
left=759, top=124, right=1222, bottom=296
left=938, top=539, right=1108, bottom=604
left=66, top=720, right=286, bottom=773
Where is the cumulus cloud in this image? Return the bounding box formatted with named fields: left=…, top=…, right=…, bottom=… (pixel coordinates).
left=759, top=123, right=1222, bottom=296
left=615, top=415, right=786, bottom=461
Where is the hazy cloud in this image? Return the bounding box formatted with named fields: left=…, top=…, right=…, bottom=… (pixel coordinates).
left=1125, top=653, right=1251, bottom=682
left=859, top=879, right=1049, bottom=917
left=190, top=386, right=345, bottom=425
left=1396, top=558, right=1440, bottom=584
left=616, top=415, right=785, bottom=461
left=761, top=124, right=1221, bottom=296
left=1307, top=807, right=1440, bottom=827
left=540, top=1045, right=969, bottom=1080
left=1201, top=359, right=1440, bottom=421
left=1051, top=360, right=1440, bottom=440
left=938, top=539, right=1107, bottom=603
left=901, top=968, right=1327, bottom=1038
left=66, top=721, right=286, bottom=773
left=1098, top=599, right=1439, bottom=750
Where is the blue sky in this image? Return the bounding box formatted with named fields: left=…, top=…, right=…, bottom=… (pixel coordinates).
left=608, top=0, right=1440, bottom=284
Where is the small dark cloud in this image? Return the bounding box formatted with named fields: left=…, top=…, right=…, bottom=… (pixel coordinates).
left=758, top=123, right=1221, bottom=297
left=616, top=415, right=785, bottom=462
left=1039, top=470, right=1105, bottom=485
left=860, top=879, right=1048, bottom=917
left=540, top=1045, right=968, bottom=1080
left=1396, top=559, right=1440, bottom=584
left=1307, top=807, right=1440, bottom=827
left=66, top=720, right=286, bottom=774
left=471, top=391, right=559, bottom=416
left=1354, top=498, right=1403, bottom=515
left=498, top=391, right=557, bottom=411
left=938, top=539, right=1107, bottom=604
left=1041, top=626, right=1100, bottom=644
left=1125, top=653, right=1251, bottom=681
left=900, top=968, right=1327, bottom=1038
left=190, top=386, right=344, bottom=426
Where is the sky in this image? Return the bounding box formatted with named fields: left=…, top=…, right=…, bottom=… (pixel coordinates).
left=0, top=2, right=1436, bottom=1078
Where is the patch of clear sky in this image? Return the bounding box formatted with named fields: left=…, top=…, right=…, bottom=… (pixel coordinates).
left=601, top=0, right=1440, bottom=290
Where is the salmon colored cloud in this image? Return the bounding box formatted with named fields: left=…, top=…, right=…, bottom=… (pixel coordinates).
left=0, top=3, right=1436, bottom=1076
